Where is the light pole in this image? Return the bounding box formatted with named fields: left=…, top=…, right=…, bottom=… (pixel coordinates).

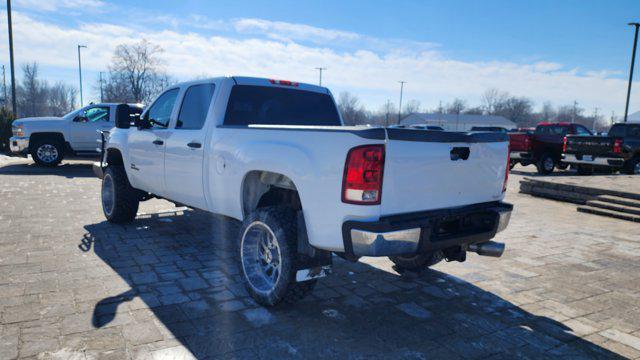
left=624, top=22, right=640, bottom=123
left=99, top=71, right=104, bottom=103
left=77, top=45, right=87, bottom=106
left=6, top=0, right=16, bottom=115
left=315, top=67, right=326, bottom=86
left=397, top=81, right=406, bottom=123
left=1, top=65, right=6, bottom=109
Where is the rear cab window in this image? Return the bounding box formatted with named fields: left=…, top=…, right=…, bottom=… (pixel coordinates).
left=223, top=85, right=341, bottom=126
left=535, top=125, right=569, bottom=136
left=609, top=125, right=627, bottom=138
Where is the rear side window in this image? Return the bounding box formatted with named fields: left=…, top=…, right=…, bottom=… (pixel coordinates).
left=177, top=84, right=215, bottom=130
left=574, top=125, right=592, bottom=135
left=224, top=85, right=341, bottom=126
left=608, top=125, right=626, bottom=138
left=535, top=125, right=568, bottom=136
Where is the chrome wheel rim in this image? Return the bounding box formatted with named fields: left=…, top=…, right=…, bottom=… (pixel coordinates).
left=102, top=174, right=115, bottom=216
left=241, top=221, right=282, bottom=293
left=36, top=144, right=58, bottom=163
left=544, top=157, right=554, bottom=171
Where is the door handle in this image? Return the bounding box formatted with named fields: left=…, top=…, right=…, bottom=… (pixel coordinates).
left=153, top=139, right=164, bottom=145
left=187, top=142, right=202, bottom=149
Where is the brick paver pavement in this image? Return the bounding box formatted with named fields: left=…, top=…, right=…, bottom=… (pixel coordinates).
left=1, top=159, right=639, bottom=359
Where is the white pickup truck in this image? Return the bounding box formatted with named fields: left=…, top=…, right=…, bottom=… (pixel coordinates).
left=94, top=76, right=512, bottom=306
left=9, top=103, right=142, bottom=166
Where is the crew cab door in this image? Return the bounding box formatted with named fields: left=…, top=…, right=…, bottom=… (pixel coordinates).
left=163, top=83, right=216, bottom=209
left=128, top=88, right=179, bottom=196
left=68, top=105, right=113, bottom=152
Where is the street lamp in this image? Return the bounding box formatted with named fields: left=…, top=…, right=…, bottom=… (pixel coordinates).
left=6, top=0, right=16, bottom=115
left=315, top=67, right=326, bottom=86
left=77, top=45, right=87, bottom=106
left=398, top=81, right=406, bottom=123
left=624, top=22, right=640, bottom=123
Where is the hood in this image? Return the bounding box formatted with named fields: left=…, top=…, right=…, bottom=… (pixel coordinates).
left=16, top=116, right=64, bottom=123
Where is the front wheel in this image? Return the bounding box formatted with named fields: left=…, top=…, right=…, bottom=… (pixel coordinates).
left=536, top=154, right=555, bottom=175
left=30, top=139, right=64, bottom=167
left=239, top=207, right=316, bottom=306
left=389, top=251, right=443, bottom=271
left=101, top=166, right=140, bottom=223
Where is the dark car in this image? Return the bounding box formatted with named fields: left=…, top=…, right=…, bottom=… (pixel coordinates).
left=509, top=122, right=592, bottom=174
left=563, top=123, right=640, bottom=175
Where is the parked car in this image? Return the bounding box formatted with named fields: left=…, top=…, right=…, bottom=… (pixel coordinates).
left=93, top=76, right=513, bottom=306
left=10, top=103, right=143, bottom=166
left=508, top=122, right=592, bottom=174
left=563, top=123, right=640, bottom=175
left=470, top=126, right=508, bottom=133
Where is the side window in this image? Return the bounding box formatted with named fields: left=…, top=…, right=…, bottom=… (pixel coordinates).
left=575, top=125, right=591, bottom=135
left=147, top=88, right=179, bottom=128
left=85, top=107, right=110, bottom=122
left=176, top=84, right=215, bottom=130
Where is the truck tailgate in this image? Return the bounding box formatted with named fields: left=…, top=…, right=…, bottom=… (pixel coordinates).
left=565, top=136, right=613, bottom=156
left=381, top=129, right=508, bottom=215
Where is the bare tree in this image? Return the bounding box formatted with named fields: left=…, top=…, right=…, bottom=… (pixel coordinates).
left=17, top=63, right=48, bottom=117
left=446, top=98, right=466, bottom=115
left=403, top=99, right=421, bottom=115
left=102, top=39, right=171, bottom=104
left=48, top=82, right=77, bottom=116
left=463, top=106, right=484, bottom=115
left=481, top=88, right=508, bottom=115
left=337, top=92, right=368, bottom=125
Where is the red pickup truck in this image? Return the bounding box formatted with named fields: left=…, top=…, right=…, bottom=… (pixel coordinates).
left=509, top=122, right=592, bottom=174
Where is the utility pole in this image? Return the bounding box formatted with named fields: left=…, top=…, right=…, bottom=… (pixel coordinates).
left=7, top=0, right=16, bottom=115
left=314, top=67, right=326, bottom=86
left=592, top=107, right=599, bottom=132
left=611, top=110, right=616, bottom=126
left=99, top=71, right=104, bottom=103
left=384, top=99, right=391, bottom=127
left=398, top=81, right=406, bottom=123
left=624, top=23, right=640, bottom=123
left=77, top=45, right=87, bottom=106
left=572, top=100, right=578, bottom=123
left=1, top=65, right=6, bottom=109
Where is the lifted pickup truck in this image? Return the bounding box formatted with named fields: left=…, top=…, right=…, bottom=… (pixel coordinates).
left=509, top=122, right=592, bottom=174
left=94, top=77, right=512, bottom=306
left=10, top=103, right=142, bottom=166
left=563, top=123, right=640, bottom=175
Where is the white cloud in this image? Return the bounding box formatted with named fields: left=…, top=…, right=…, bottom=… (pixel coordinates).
left=14, top=0, right=105, bottom=12
left=0, top=11, right=636, bottom=116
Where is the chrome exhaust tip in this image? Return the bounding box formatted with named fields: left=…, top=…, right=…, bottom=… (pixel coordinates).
left=468, top=241, right=505, bottom=258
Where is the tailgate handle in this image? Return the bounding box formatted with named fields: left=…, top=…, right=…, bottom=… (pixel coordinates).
left=450, top=147, right=470, bottom=161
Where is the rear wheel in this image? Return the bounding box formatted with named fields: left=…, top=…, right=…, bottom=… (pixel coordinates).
left=239, top=206, right=315, bottom=306
left=536, top=154, right=555, bottom=175
left=389, top=251, right=443, bottom=271
left=101, top=165, right=140, bottom=223
left=30, top=139, right=64, bottom=167
left=625, top=157, right=640, bottom=175
left=577, top=165, right=594, bottom=176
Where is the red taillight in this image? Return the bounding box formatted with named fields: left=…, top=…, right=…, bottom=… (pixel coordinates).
left=342, top=145, right=385, bottom=205
left=503, top=150, right=510, bottom=193
left=268, top=79, right=299, bottom=87
left=562, top=136, right=567, bottom=153
left=613, top=139, right=623, bottom=153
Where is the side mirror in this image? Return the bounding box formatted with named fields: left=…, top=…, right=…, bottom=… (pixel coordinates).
left=115, top=104, right=132, bottom=129
left=73, top=115, right=88, bottom=123
left=135, top=116, right=152, bottom=130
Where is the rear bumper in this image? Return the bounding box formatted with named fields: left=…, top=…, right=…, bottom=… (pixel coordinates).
left=342, top=202, right=512, bottom=258
left=562, top=154, right=625, bottom=167
left=510, top=151, right=532, bottom=160
left=9, top=136, right=29, bottom=156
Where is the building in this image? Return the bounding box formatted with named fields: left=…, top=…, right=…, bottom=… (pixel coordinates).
left=627, top=111, right=640, bottom=122
left=401, top=113, right=516, bottom=131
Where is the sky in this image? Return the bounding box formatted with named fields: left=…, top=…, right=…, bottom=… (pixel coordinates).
left=0, top=0, right=639, bottom=118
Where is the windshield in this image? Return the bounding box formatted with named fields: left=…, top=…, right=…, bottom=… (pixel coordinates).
left=224, top=85, right=341, bottom=126
left=63, top=108, right=82, bottom=119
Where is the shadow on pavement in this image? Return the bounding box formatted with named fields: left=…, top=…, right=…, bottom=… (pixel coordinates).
left=0, top=161, right=95, bottom=178
left=84, top=210, right=624, bottom=359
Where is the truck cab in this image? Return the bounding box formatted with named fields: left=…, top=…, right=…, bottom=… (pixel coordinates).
left=10, top=103, right=142, bottom=166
